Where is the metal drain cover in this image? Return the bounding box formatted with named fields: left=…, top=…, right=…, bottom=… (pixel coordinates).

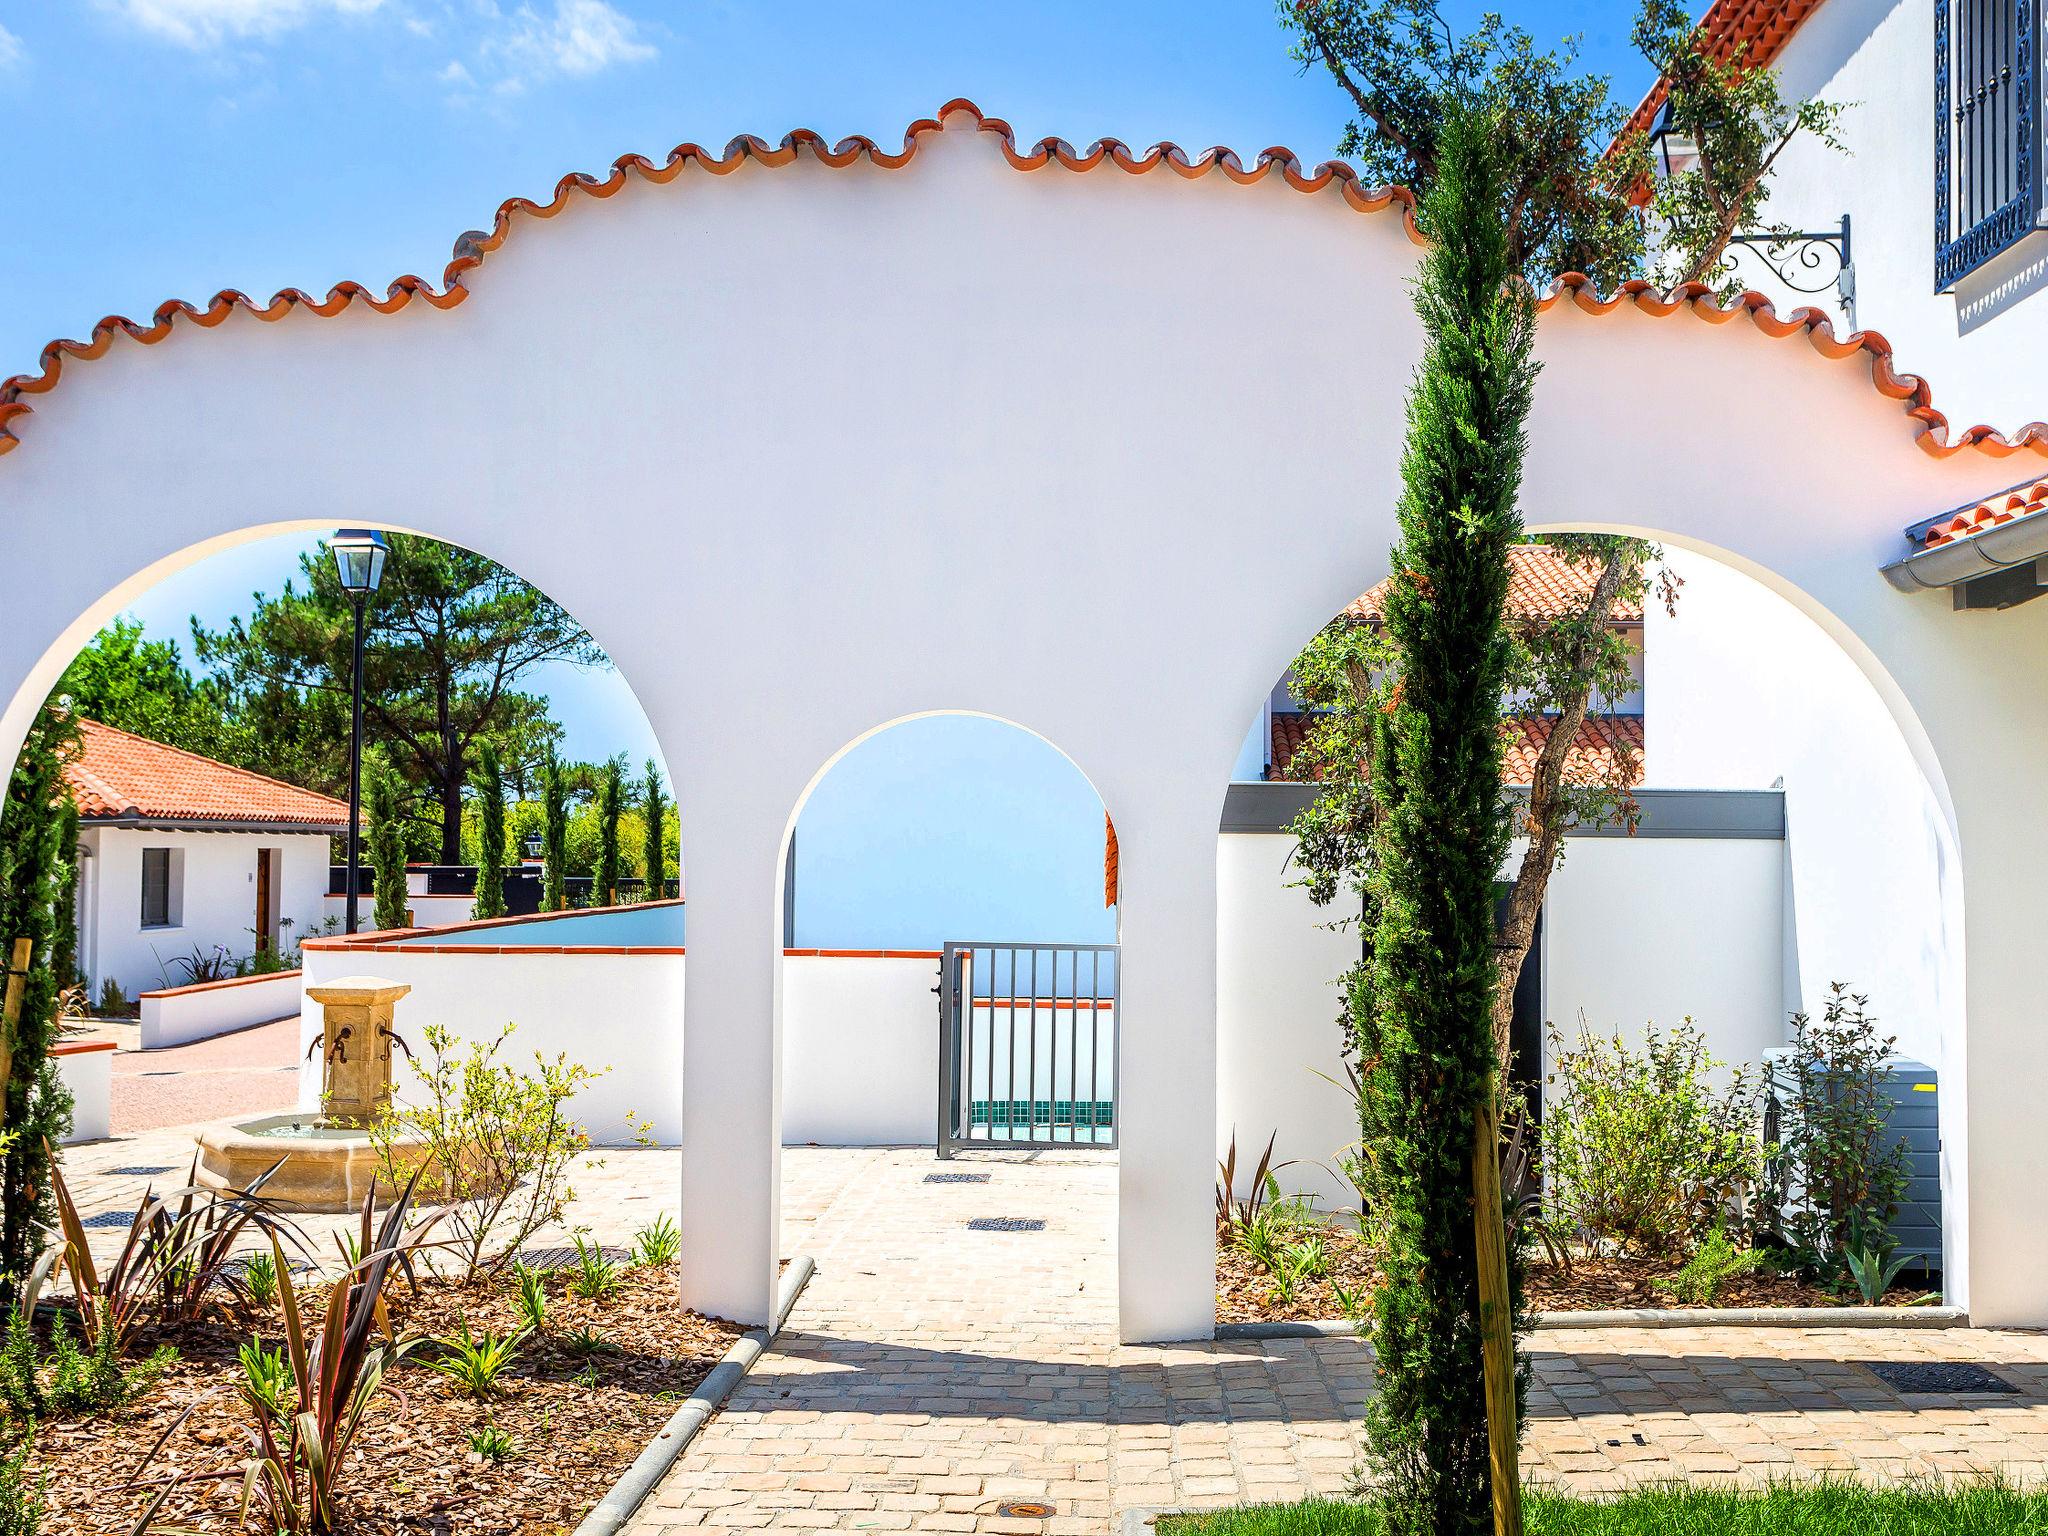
left=81, top=1210, right=142, bottom=1230
left=1867, top=1361, right=2017, bottom=1395
left=106, top=1165, right=176, bottom=1176
left=966, top=1217, right=1045, bottom=1232
left=996, top=1502, right=1055, bottom=1519
left=925, top=1172, right=990, bottom=1184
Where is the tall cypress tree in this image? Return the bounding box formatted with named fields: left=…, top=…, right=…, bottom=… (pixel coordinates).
left=0, top=709, right=78, bottom=1303
left=471, top=741, right=508, bottom=920
left=1361, top=107, right=1533, bottom=1534
left=641, top=760, right=668, bottom=902
left=541, top=750, right=567, bottom=913
left=367, top=764, right=411, bottom=933
left=595, top=755, right=624, bottom=906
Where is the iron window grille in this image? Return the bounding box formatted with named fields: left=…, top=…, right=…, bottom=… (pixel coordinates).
left=1937, top=0, right=2043, bottom=289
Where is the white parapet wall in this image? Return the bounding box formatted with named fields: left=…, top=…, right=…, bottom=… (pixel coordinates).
left=139, top=970, right=303, bottom=1050
left=781, top=951, right=944, bottom=1145
left=53, top=1040, right=113, bottom=1143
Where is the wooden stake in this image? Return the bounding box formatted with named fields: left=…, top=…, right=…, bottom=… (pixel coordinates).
left=0, top=937, right=31, bottom=1137
left=1472, top=1091, right=1524, bottom=1536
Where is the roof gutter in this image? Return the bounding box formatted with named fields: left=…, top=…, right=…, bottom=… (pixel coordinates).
left=1882, top=504, right=2048, bottom=594
left=82, top=814, right=346, bottom=835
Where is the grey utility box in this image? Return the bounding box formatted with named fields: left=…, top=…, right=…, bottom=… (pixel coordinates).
left=1761, top=1050, right=1941, bottom=1278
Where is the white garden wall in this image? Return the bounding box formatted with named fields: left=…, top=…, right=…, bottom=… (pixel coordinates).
left=80, top=825, right=330, bottom=1001
left=53, top=1041, right=112, bottom=1144
left=780, top=952, right=942, bottom=1145
left=321, top=891, right=476, bottom=932
left=139, top=969, right=302, bottom=1049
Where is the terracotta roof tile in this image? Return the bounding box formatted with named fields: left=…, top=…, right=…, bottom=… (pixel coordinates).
left=2, top=100, right=2042, bottom=464
left=64, top=719, right=347, bottom=830
left=1617, top=0, right=1829, bottom=181
left=1345, top=544, right=1646, bottom=625
left=1920, top=474, right=2048, bottom=547
left=1269, top=710, right=1645, bottom=788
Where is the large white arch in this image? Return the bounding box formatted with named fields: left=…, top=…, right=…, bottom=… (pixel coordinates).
left=3, top=102, right=2043, bottom=1340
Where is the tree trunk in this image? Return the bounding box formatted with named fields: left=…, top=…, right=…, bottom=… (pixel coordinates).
left=439, top=757, right=463, bottom=865
left=1489, top=548, right=1641, bottom=1069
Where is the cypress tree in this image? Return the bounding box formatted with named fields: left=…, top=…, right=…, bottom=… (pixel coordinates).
left=367, top=763, right=411, bottom=933
left=471, top=741, right=508, bottom=920
left=641, top=760, right=668, bottom=902
left=542, top=750, right=567, bottom=912
left=50, top=795, right=79, bottom=990
left=1361, top=107, right=1533, bottom=1534
left=0, top=709, right=79, bottom=1304
left=595, top=755, right=624, bottom=906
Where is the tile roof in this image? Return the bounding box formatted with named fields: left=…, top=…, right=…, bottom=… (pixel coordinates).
left=1269, top=711, right=1645, bottom=788
left=64, top=719, right=347, bottom=830
left=1345, top=544, right=1646, bottom=625
left=2, top=100, right=2042, bottom=463
left=1918, top=474, right=2048, bottom=548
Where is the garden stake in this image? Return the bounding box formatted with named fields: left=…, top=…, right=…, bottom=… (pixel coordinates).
left=1473, top=1091, right=1524, bottom=1536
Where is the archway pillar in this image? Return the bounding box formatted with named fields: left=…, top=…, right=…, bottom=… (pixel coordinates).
left=676, top=805, right=784, bottom=1330
left=1113, top=786, right=1220, bottom=1343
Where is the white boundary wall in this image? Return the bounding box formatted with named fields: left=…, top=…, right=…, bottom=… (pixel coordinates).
left=780, top=953, right=939, bottom=1145
left=53, top=1042, right=113, bottom=1144
left=139, top=970, right=302, bottom=1050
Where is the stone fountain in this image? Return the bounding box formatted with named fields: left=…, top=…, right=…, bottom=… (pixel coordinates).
left=195, top=976, right=430, bottom=1212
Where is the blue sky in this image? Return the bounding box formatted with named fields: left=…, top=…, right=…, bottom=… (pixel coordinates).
left=3, top=0, right=1657, bottom=945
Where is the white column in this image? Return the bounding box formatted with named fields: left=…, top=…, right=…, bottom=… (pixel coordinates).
left=1114, top=791, right=1220, bottom=1343
left=676, top=816, right=784, bottom=1329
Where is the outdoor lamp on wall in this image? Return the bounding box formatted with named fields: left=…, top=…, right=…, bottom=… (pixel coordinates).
left=1647, top=100, right=1698, bottom=180
left=331, top=529, right=389, bottom=935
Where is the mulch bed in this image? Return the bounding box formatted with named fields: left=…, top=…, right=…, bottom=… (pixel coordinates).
left=1215, top=1222, right=1932, bottom=1325
left=25, top=1261, right=743, bottom=1535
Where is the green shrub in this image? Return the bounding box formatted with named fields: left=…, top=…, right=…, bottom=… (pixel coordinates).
left=510, top=1263, right=548, bottom=1335
left=468, top=1422, right=516, bottom=1461
left=632, top=1214, right=680, bottom=1268
left=1659, top=1226, right=1762, bottom=1306
left=1763, top=984, right=1912, bottom=1277
left=1543, top=1019, right=1763, bottom=1260
left=567, top=1235, right=618, bottom=1300
left=242, top=1250, right=278, bottom=1311
left=0, top=1434, right=43, bottom=1536
left=427, top=1317, right=525, bottom=1401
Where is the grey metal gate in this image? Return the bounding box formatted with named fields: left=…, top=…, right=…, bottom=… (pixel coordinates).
left=937, top=942, right=1119, bottom=1156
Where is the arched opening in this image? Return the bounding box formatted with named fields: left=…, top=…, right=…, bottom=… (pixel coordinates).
left=1215, top=533, right=1964, bottom=1323
left=770, top=711, right=1120, bottom=1322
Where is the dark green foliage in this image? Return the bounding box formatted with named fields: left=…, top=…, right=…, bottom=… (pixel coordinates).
left=192, top=534, right=599, bottom=862
left=0, top=1312, right=38, bottom=1421
left=48, top=617, right=248, bottom=765
left=0, top=1432, right=41, bottom=1536
left=542, top=751, right=567, bottom=912
left=0, top=710, right=78, bottom=1308
left=367, top=762, right=410, bottom=934
left=47, top=799, right=77, bottom=995
left=0, top=1306, right=173, bottom=1421
left=1356, top=108, right=1532, bottom=1534
left=472, top=741, right=508, bottom=921
left=1158, top=1480, right=2048, bottom=1534
left=595, top=756, right=624, bottom=905
left=641, top=760, right=667, bottom=901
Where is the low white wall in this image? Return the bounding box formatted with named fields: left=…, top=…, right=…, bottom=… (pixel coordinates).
left=139, top=970, right=302, bottom=1050
left=781, top=953, right=941, bottom=1145
left=299, top=945, right=684, bottom=1145
left=321, top=892, right=477, bottom=932
left=54, top=1042, right=113, bottom=1143
left=1217, top=827, right=1789, bottom=1215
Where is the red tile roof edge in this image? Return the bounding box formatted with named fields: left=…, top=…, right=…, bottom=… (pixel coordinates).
left=66, top=717, right=348, bottom=828
left=1, top=99, right=2041, bottom=464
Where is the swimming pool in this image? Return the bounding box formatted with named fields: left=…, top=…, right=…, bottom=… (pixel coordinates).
left=379, top=901, right=686, bottom=948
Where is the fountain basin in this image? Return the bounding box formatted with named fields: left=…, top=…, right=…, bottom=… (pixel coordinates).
left=195, top=1114, right=432, bottom=1213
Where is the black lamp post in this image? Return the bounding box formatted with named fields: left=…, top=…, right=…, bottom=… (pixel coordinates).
left=330, top=529, right=388, bottom=933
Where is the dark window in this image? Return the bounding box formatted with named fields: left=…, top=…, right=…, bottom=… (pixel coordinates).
left=140, top=848, right=171, bottom=928
left=1937, top=0, right=2042, bottom=289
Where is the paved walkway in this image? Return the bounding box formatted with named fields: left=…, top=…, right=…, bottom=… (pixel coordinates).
left=626, top=1147, right=2048, bottom=1535
left=97, top=1014, right=301, bottom=1134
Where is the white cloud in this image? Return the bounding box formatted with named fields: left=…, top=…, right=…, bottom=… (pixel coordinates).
left=104, top=0, right=388, bottom=48
left=437, top=57, right=473, bottom=85
left=476, top=0, right=654, bottom=92
left=0, top=23, right=23, bottom=67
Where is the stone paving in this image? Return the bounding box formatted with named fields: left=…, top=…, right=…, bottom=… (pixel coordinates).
left=55, top=1133, right=2048, bottom=1534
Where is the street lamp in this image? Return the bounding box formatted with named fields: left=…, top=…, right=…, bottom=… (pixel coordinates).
left=330, top=529, right=388, bottom=934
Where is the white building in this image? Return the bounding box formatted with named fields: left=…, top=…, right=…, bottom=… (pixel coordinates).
left=67, top=719, right=344, bottom=1002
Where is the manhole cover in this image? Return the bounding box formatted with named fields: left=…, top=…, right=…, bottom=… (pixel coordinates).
left=81, top=1210, right=142, bottom=1230
left=106, top=1165, right=176, bottom=1176
left=996, top=1502, right=1056, bottom=1519
left=1866, top=1361, right=2017, bottom=1395
left=966, top=1217, right=1045, bottom=1232
left=925, top=1172, right=990, bottom=1184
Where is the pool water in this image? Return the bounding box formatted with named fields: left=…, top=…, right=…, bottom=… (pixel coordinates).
left=390, top=902, right=686, bottom=948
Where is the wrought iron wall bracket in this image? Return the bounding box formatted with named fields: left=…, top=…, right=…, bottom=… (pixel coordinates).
left=1719, top=215, right=1854, bottom=312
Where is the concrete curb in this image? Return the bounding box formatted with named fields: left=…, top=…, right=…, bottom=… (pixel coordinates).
left=1120, top=1508, right=1190, bottom=1535
left=1217, top=1304, right=1965, bottom=1340
left=572, top=1255, right=816, bottom=1536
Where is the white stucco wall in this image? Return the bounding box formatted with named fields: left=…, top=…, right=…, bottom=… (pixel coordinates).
left=79, top=826, right=331, bottom=1001
left=139, top=969, right=303, bottom=1049
left=7, top=104, right=2043, bottom=1333
left=781, top=953, right=942, bottom=1145
left=1749, top=0, right=2048, bottom=437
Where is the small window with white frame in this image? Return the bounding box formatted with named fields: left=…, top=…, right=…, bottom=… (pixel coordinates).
left=140, top=847, right=183, bottom=929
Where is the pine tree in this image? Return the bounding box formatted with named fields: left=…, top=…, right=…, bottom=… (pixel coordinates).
left=1360, top=107, right=1533, bottom=1535
left=0, top=709, right=79, bottom=1305
left=641, top=761, right=668, bottom=902
left=542, top=750, right=567, bottom=912
left=367, top=763, right=411, bottom=933
left=471, top=741, right=508, bottom=920
left=595, top=756, right=624, bottom=906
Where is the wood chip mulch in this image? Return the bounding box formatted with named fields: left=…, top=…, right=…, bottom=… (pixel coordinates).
left=24, top=1262, right=744, bottom=1536
left=1215, top=1222, right=1933, bottom=1324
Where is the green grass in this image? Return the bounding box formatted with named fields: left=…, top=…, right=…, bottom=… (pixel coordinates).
left=1157, top=1482, right=2048, bottom=1534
